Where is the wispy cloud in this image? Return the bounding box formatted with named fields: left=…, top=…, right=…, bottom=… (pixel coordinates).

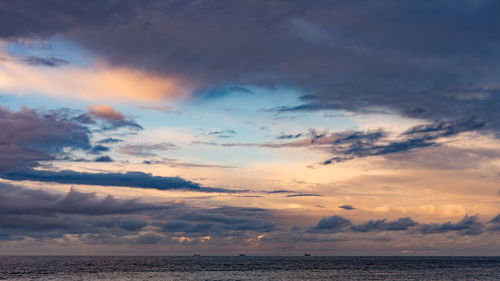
left=22, top=56, right=68, bottom=67
left=117, top=142, right=177, bottom=157
left=194, top=119, right=485, bottom=164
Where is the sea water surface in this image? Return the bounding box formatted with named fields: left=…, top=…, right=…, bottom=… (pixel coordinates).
left=0, top=256, right=499, bottom=280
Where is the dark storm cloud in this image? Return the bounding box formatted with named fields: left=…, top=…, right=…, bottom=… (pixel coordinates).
left=2, top=1, right=500, bottom=134
left=3, top=170, right=235, bottom=192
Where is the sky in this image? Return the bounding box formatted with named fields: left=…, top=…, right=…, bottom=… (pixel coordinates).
left=0, top=0, right=499, bottom=255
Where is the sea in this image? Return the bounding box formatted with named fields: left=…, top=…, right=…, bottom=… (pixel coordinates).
left=0, top=256, right=499, bottom=280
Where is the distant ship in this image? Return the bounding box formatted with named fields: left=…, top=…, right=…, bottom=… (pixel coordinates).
left=239, top=253, right=246, bottom=256
left=193, top=254, right=201, bottom=256
left=304, top=253, right=311, bottom=256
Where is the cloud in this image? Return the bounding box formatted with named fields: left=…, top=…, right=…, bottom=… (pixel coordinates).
left=196, top=119, right=485, bottom=164
left=88, top=104, right=126, bottom=122
left=90, top=145, right=110, bottom=154
left=96, top=138, right=123, bottom=144
left=490, top=214, right=500, bottom=224
left=159, top=207, right=277, bottom=235
left=3, top=169, right=236, bottom=192
left=267, top=190, right=293, bottom=194
left=418, top=215, right=486, bottom=236
left=276, top=133, right=303, bottom=140
left=135, top=233, right=164, bottom=245
left=0, top=180, right=496, bottom=248
left=0, top=49, right=190, bottom=102
left=117, top=142, right=177, bottom=157
left=0, top=184, right=165, bottom=216
left=3, top=1, right=500, bottom=135
left=310, top=215, right=352, bottom=232
left=351, top=217, right=418, bottom=232
left=0, top=182, right=273, bottom=241
left=82, top=104, right=142, bottom=130
left=339, top=205, right=355, bottom=210
left=0, top=105, right=233, bottom=193
left=0, top=182, right=166, bottom=239
left=138, top=105, right=180, bottom=114
left=94, top=155, right=113, bottom=162
left=0, top=106, right=90, bottom=173
left=141, top=158, right=237, bottom=169
left=285, top=193, right=322, bottom=197
left=323, top=119, right=485, bottom=164
left=489, top=214, right=500, bottom=231
left=207, top=130, right=237, bottom=139
left=309, top=215, right=487, bottom=236
left=269, top=103, right=345, bottom=113
left=22, top=56, right=68, bottom=67
left=383, top=145, right=500, bottom=171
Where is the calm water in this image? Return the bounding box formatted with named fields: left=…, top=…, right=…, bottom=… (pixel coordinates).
left=0, top=256, right=499, bottom=280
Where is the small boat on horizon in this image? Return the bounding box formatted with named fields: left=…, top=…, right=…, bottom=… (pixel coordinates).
left=239, top=253, right=246, bottom=256
left=304, top=253, right=311, bottom=256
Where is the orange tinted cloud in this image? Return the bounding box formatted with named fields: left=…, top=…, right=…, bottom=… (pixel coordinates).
left=88, top=104, right=124, bottom=121
left=0, top=51, right=191, bottom=102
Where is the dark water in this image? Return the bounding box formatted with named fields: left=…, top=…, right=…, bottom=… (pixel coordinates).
left=0, top=256, right=499, bottom=280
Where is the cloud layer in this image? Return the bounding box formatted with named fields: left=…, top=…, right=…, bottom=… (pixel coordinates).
left=0, top=106, right=226, bottom=192
left=1, top=181, right=498, bottom=253
left=2, top=1, right=500, bottom=134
